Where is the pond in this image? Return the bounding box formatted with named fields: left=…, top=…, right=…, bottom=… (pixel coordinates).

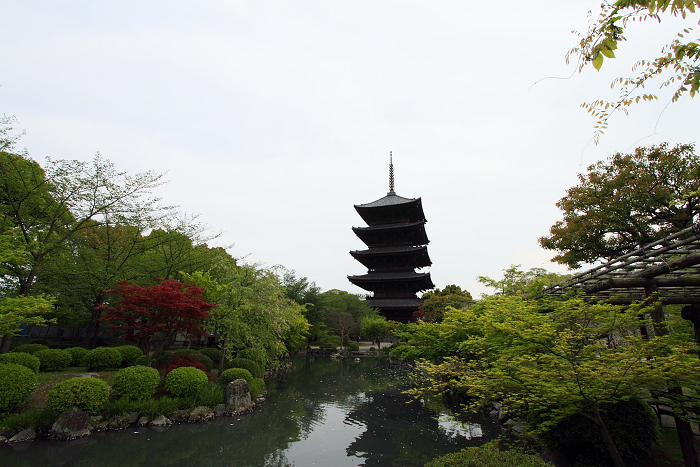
left=2, top=356, right=500, bottom=467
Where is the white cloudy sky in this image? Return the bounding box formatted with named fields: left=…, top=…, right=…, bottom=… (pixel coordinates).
left=1, top=1, right=698, bottom=297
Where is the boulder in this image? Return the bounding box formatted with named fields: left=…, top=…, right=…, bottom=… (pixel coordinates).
left=137, top=416, right=150, bottom=426
left=169, top=410, right=191, bottom=422
left=225, top=378, right=252, bottom=413
left=128, top=412, right=139, bottom=424
left=189, top=406, right=214, bottom=422
left=51, top=406, right=92, bottom=439
left=149, top=415, right=171, bottom=427
left=107, top=413, right=131, bottom=429
left=214, top=404, right=226, bottom=416
left=9, top=428, right=36, bottom=443
left=0, top=436, right=6, bottom=443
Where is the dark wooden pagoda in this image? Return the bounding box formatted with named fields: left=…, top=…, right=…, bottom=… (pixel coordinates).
left=348, top=153, right=434, bottom=322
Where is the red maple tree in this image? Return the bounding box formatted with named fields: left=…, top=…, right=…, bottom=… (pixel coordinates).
left=98, top=279, right=217, bottom=365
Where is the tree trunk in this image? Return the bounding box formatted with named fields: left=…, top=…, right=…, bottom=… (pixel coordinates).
left=0, top=334, right=12, bottom=353
left=668, top=386, right=700, bottom=467
left=587, top=403, right=626, bottom=467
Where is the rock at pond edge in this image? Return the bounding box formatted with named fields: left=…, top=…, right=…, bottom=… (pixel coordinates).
left=51, top=406, right=92, bottom=440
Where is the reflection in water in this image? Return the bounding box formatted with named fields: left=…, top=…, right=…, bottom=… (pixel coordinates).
left=1, top=357, right=498, bottom=467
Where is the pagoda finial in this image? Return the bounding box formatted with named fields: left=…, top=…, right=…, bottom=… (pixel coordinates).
left=388, top=151, right=395, bottom=195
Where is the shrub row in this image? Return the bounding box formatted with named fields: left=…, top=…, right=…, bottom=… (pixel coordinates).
left=0, top=352, right=41, bottom=374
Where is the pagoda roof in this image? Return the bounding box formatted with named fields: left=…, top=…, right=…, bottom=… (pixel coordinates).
left=347, top=271, right=434, bottom=292
left=350, top=245, right=432, bottom=269
left=365, top=297, right=423, bottom=309
left=354, top=193, right=426, bottom=225
left=353, top=220, right=429, bottom=247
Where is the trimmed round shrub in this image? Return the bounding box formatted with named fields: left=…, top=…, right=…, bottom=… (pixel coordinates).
left=164, top=366, right=208, bottom=397
left=111, top=365, right=161, bottom=400
left=199, top=347, right=221, bottom=364
left=172, top=349, right=213, bottom=372
left=11, top=343, right=49, bottom=355
left=539, top=398, right=659, bottom=464
left=46, top=377, right=110, bottom=415
left=134, top=355, right=149, bottom=367
left=226, top=358, right=263, bottom=378
left=82, top=347, right=123, bottom=370
left=0, top=363, right=38, bottom=412
left=219, top=368, right=253, bottom=387
left=159, top=355, right=208, bottom=376
left=249, top=378, right=266, bottom=399
left=424, top=444, right=550, bottom=467
left=65, top=347, right=89, bottom=366
left=115, top=345, right=143, bottom=366
left=0, top=352, right=41, bottom=374
left=35, top=349, right=72, bottom=371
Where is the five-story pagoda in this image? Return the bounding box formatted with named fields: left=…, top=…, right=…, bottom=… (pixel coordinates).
left=348, top=154, right=434, bottom=322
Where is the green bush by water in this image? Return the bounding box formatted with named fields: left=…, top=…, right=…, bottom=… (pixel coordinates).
left=82, top=347, right=123, bottom=370
left=0, top=363, right=38, bottom=413
left=35, top=348, right=72, bottom=371
left=0, top=352, right=40, bottom=373
left=425, top=444, right=551, bottom=467
left=11, top=343, right=49, bottom=355
left=115, top=345, right=143, bottom=366
left=226, top=358, right=263, bottom=378
left=0, top=408, right=55, bottom=436
left=65, top=347, right=89, bottom=366
left=219, top=368, right=254, bottom=387
left=47, top=377, right=110, bottom=415
left=249, top=378, right=266, bottom=399
left=164, top=366, right=208, bottom=397
left=111, top=365, right=161, bottom=400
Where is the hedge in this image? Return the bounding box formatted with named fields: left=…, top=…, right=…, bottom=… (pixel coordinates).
left=46, top=377, right=110, bottom=415
left=164, top=366, right=208, bottom=397
left=219, top=368, right=254, bottom=387
left=11, top=343, right=49, bottom=355
left=424, top=444, right=551, bottom=467
left=82, top=347, right=123, bottom=370
left=65, top=347, right=89, bottom=366
left=225, top=358, right=263, bottom=378
left=115, top=345, right=144, bottom=366
left=0, top=352, right=41, bottom=374
left=35, top=348, right=72, bottom=371
left=111, top=365, right=161, bottom=400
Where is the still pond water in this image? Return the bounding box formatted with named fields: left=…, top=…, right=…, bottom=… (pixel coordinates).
left=2, top=356, right=499, bottom=467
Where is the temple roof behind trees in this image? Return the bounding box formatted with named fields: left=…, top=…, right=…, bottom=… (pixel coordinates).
left=542, top=222, right=700, bottom=304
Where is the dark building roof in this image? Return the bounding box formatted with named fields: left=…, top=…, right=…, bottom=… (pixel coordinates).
left=352, top=221, right=429, bottom=247
left=347, top=271, right=434, bottom=293
left=354, top=194, right=426, bottom=226
left=365, top=297, right=423, bottom=309
left=350, top=245, right=431, bottom=270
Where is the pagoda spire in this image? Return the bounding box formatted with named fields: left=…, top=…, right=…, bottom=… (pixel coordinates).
left=388, top=151, right=395, bottom=195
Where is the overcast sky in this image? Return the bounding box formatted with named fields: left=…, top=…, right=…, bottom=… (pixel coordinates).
left=1, top=1, right=698, bottom=298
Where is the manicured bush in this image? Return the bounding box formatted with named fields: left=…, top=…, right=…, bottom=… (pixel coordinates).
left=115, top=345, right=143, bottom=366
left=226, top=358, right=263, bottom=378
left=219, top=368, right=254, bottom=387
left=0, top=352, right=41, bottom=374
left=249, top=378, right=266, bottom=399
left=539, top=399, right=659, bottom=464
left=424, top=444, right=551, bottom=467
left=11, top=343, right=49, bottom=355
left=65, top=347, right=89, bottom=366
left=164, top=366, right=208, bottom=397
left=171, top=349, right=213, bottom=372
left=155, top=351, right=174, bottom=365
left=111, top=365, right=161, bottom=400
left=46, top=377, right=110, bottom=415
left=0, top=363, right=38, bottom=413
left=82, top=347, right=123, bottom=370
left=159, top=355, right=208, bottom=376
left=134, top=355, right=149, bottom=366
left=35, top=348, right=72, bottom=371
left=198, top=347, right=221, bottom=364
left=345, top=342, right=360, bottom=351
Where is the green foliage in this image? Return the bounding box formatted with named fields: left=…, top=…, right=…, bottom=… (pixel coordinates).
left=155, top=351, right=174, bottom=365
left=82, top=347, right=123, bottom=370
left=345, top=341, right=360, bottom=351
left=0, top=407, right=55, bottom=437
left=477, top=265, right=568, bottom=298
left=361, top=316, right=391, bottom=339
left=226, top=358, right=263, bottom=378
left=248, top=378, right=266, bottom=399
left=195, top=382, right=224, bottom=407
left=0, top=295, right=56, bottom=336
left=424, top=443, right=551, bottom=467
left=417, top=285, right=473, bottom=322
left=172, top=349, right=213, bottom=372
left=219, top=368, right=254, bottom=387
left=111, top=365, right=161, bottom=400
left=35, top=348, right=72, bottom=371
left=198, top=347, right=221, bottom=364
left=101, top=397, right=137, bottom=418
left=0, top=363, right=38, bottom=412
left=282, top=269, right=322, bottom=324
left=115, top=345, right=144, bottom=366
left=134, top=355, right=149, bottom=366
left=65, top=346, right=89, bottom=366
left=0, top=351, right=40, bottom=373
left=539, top=144, right=700, bottom=268
left=46, top=376, right=110, bottom=415
left=133, top=396, right=180, bottom=418
left=164, top=366, right=208, bottom=397
left=11, top=343, right=49, bottom=355
left=538, top=398, right=659, bottom=464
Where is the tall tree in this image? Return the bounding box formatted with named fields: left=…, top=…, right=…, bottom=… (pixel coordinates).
left=415, top=285, right=473, bottom=322
left=569, top=0, right=700, bottom=142
left=539, top=143, right=700, bottom=269
left=98, top=279, right=216, bottom=365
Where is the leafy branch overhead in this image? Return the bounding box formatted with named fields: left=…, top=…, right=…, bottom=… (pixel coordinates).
left=569, top=0, right=700, bottom=143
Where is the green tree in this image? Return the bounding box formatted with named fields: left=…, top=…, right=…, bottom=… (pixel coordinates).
left=409, top=296, right=700, bottom=467
left=539, top=143, right=700, bottom=269
left=477, top=265, right=569, bottom=298
left=282, top=269, right=322, bottom=325
left=361, top=315, right=391, bottom=346
left=416, top=285, right=473, bottom=322
left=327, top=312, right=359, bottom=350
left=569, top=0, right=700, bottom=142
left=0, top=295, right=56, bottom=336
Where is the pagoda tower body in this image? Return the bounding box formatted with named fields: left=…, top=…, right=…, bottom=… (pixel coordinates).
left=348, top=154, right=434, bottom=322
